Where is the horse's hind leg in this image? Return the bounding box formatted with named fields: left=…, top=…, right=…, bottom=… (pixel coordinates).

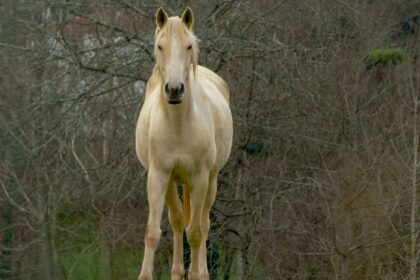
left=165, top=182, right=185, bottom=280
left=199, top=173, right=217, bottom=280
left=139, top=168, right=170, bottom=280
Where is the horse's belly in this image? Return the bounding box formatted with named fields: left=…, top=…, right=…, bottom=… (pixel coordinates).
left=198, top=77, right=233, bottom=170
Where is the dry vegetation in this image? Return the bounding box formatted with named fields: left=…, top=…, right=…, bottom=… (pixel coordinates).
left=1, top=0, right=420, bottom=279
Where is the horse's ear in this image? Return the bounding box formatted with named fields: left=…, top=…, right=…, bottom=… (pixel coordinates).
left=156, top=7, right=168, bottom=28
left=181, top=7, right=194, bottom=29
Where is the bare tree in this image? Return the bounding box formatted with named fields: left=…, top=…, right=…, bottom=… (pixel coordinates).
left=1, top=0, right=420, bottom=279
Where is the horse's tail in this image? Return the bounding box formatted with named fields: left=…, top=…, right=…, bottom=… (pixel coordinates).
left=183, top=185, right=191, bottom=227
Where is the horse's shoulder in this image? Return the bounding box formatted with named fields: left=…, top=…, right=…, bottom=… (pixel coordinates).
left=197, top=65, right=229, bottom=103
left=145, top=65, right=161, bottom=100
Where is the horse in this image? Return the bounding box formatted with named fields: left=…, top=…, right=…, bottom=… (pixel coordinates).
left=135, top=7, right=233, bottom=280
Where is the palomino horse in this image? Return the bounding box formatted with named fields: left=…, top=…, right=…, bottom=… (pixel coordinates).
left=135, top=7, right=233, bottom=280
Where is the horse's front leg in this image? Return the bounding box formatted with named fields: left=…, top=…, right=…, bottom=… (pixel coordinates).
left=139, top=168, right=170, bottom=280
left=199, top=173, right=218, bottom=280
left=165, top=183, right=185, bottom=280
left=187, top=171, right=209, bottom=280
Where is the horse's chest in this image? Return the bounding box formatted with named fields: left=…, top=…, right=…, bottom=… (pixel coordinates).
left=151, top=133, right=215, bottom=172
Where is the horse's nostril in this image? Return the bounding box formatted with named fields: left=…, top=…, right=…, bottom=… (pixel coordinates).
left=165, top=83, right=184, bottom=96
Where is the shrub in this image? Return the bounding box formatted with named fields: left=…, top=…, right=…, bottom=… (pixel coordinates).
left=366, top=48, right=409, bottom=68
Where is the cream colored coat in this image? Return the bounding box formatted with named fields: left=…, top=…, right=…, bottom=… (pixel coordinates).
left=136, top=65, right=232, bottom=175
left=135, top=7, right=232, bottom=280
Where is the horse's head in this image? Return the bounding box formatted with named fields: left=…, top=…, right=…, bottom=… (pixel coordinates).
left=154, top=7, right=198, bottom=105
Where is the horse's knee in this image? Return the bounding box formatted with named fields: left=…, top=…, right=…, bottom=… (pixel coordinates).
left=145, top=226, right=161, bottom=249
left=169, top=214, right=184, bottom=232
left=201, top=217, right=210, bottom=233
left=187, top=226, right=203, bottom=248
left=171, top=264, right=185, bottom=280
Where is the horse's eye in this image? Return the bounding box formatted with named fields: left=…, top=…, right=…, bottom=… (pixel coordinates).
left=187, top=44, right=192, bottom=50
left=158, top=45, right=163, bottom=50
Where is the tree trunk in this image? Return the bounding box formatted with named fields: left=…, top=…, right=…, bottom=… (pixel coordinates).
left=39, top=183, right=61, bottom=280
left=99, top=81, right=113, bottom=280
left=99, top=218, right=112, bottom=280
left=409, top=80, right=419, bottom=280
left=235, top=167, right=244, bottom=280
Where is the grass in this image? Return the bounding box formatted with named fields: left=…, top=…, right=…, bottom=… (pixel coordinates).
left=60, top=247, right=174, bottom=280
left=61, top=248, right=100, bottom=280
left=55, top=213, right=262, bottom=280
left=59, top=246, right=265, bottom=280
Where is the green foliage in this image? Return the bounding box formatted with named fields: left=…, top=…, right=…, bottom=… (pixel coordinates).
left=57, top=212, right=143, bottom=280
left=366, top=48, right=409, bottom=68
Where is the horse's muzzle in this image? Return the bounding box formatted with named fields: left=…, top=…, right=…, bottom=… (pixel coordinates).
left=165, top=83, right=184, bottom=105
